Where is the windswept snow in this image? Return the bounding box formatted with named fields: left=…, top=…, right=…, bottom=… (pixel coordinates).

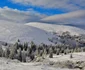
left=1, top=52, right=84, bottom=70
left=0, top=20, right=54, bottom=44
left=26, top=22, right=85, bottom=35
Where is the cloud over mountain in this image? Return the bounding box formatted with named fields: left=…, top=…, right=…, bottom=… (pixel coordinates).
left=0, top=6, right=47, bottom=23
left=41, top=10, right=85, bottom=24
left=0, top=6, right=85, bottom=29
left=41, top=10, right=85, bottom=29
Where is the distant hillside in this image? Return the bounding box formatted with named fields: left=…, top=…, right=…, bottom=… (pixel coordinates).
left=26, top=22, right=85, bottom=36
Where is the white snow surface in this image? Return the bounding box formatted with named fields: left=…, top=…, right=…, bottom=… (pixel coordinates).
left=26, top=22, right=85, bottom=35
left=0, top=58, right=78, bottom=70
left=0, top=20, right=54, bottom=44
left=48, top=52, right=85, bottom=62
left=1, top=52, right=84, bottom=70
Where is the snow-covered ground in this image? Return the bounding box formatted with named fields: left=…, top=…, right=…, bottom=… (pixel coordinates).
left=48, top=52, right=85, bottom=62
left=1, top=52, right=84, bottom=70
left=0, top=20, right=55, bottom=45
left=26, top=22, right=85, bottom=35
left=0, top=58, right=68, bottom=70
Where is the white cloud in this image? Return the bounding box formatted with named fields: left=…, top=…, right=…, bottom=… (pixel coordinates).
left=42, top=10, right=85, bottom=21
left=0, top=6, right=85, bottom=29
left=11, top=0, right=85, bottom=11
left=41, top=10, right=85, bottom=29
left=0, top=6, right=47, bottom=23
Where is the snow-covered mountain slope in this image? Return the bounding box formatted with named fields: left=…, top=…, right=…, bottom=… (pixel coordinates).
left=26, top=22, right=85, bottom=36
left=0, top=20, right=54, bottom=44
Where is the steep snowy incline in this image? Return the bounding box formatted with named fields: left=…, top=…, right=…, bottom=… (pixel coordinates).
left=0, top=20, right=54, bottom=44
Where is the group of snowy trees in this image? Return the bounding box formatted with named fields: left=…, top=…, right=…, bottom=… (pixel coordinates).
left=49, top=31, right=85, bottom=47
left=0, top=40, right=85, bottom=62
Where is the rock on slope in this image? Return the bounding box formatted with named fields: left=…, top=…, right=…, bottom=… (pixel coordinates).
left=0, top=20, right=54, bottom=44
left=26, top=22, right=85, bottom=36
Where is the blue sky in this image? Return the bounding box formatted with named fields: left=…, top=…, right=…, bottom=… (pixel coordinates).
left=0, top=0, right=85, bottom=15
left=0, top=0, right=66, bottom=15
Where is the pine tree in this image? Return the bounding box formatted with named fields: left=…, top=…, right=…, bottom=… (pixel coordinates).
left=5, top=47, right=10, bottom=58
left=23, top=42, right=28, bottom=51
left=21, top=49, right=27, bottom=62
left=17, top=48, right=22, bottom=61
left=49, top=47, right=53, bottom=58
left=31, top=41, right=36, bottom=52
left=70, top=54, right=73, bottom=58
left=9, top=45, right=17, bottom=59
left=30, top=54, right=35, bottom=61
left=49, top=52, right=53, bottom=58
left=0, top=46, right=3, bottom=57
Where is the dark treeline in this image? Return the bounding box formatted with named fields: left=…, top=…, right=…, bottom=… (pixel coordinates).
left=0, top=39, right=85, bottom=62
